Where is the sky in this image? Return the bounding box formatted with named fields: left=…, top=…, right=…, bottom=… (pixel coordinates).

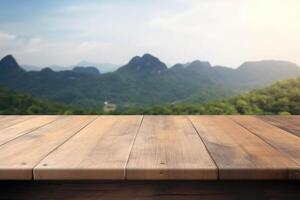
left=0, top=0, right=299, bottom=68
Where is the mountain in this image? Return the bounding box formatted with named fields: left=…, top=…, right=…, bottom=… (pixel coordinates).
left=185, top=60, right=212, bottom=71
left=120, top=78, right=300, bottom=115
left=0, top=55, right=24, bottom=73
left=22, top=62, right=118, bottom=73
left=117, top=53, right=168, bottom=75
left=235, top=60, right=300, bottom=88
left=21, top=64, right=70, bottom=71
left=0, top=54, right=300, bottom=108
left=72, top=66, right=100, bottom=76
left=0, top=55, right=26, bottom=87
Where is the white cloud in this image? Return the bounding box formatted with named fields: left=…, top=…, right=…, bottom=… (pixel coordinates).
left=0, top=31, right=16, bottom=40
left=146, top=0, right=300, bottom=67
left=0, top=31, right=21, bottom=54
left=0, top=30, right=131, bottom=66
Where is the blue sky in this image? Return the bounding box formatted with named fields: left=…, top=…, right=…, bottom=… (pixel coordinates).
left=0, top=0, right=299, bottom=67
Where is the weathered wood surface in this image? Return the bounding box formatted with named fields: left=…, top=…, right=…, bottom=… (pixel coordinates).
left=126, top=116, right=217, bottom=180
left=258, top=116, right=300, bottom=137
left=189, top=116, right=299, bottom=179
left=0, top=115, right=299, bottom=180
left=230, top=116, right=300, bottom=179
left=0, top=116, right=96, bottom=180
left=35, top=116, right=142, bottom=180
left=0, top=116, right=58, bottom=146
left=0, top=116, right=33, bottom=129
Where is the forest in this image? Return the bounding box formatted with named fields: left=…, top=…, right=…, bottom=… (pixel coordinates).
left=0, top=87, right=91, bottom=115
left=115, top=78, right=300, bottom=115
left=1, top=78, right=300, bottom=115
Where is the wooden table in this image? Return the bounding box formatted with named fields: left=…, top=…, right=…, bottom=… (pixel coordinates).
left=0, top=115, right=299, bottom=199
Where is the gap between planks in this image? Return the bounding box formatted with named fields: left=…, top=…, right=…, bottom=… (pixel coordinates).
left=229, top=116, right=300, bottom=179
left=0, top=116, right=62, bottom=147
left=0, top=116, right=97, bottom=180
left=187, top=116, right=220, bottom=180
left=14, top=116, right=300, bottom=180
left=33, top=116, right=143, bottom=180
left=124, top=116, right=144, bottom=179
left=189, top=116, right=300, bottom=179
left=125, top=116, right=218, bottom=180
left=31, top=116, right=99, bottom=179
left=0, top=116, right=299, bottom=180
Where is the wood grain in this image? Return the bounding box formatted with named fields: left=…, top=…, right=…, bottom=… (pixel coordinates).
left=34, top=116, right=143, bottom=180
left=230, top=116, right=300, bottom=179
left=0, top=116, right=34, bottom=130
left=0, top=116, right=96, bottom=180
left=0, top=116, right=299, bottom=181
left=0, top=116, right=59, bottom=146
left=258, top=116, right=300, bottom=137
left=189, top=116, right=299, bottom=179
left=126, top=116, right=217, bottom=180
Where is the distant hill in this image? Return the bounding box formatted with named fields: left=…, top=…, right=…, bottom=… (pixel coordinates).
left=0, top=55, right=25, bottom=74
left=235, top=60, right=300, bottom=88
left=22, top=64, right=70, bottom=72
left=76, top=61, right=119, bottom=73
left=117, top=53, right=168, bottom=75
left=72, top=66, right=100, bottom=76
left=120, top=78, right=300, bottom=115
left=22, top=62, right=119, bottom=73
left=1, top=54, right=300, bottom=108
left=170, top=59, right=300, bottom=90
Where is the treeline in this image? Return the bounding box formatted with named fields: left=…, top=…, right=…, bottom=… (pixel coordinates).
left=114, top=78, right=300, bottom=115
left=0, top=86, right=97, bottom=115
left=1, top=77, right=300, bottom=115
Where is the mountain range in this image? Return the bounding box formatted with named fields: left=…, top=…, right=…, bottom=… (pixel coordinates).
left=1, top=54, right=300, bottom=108
left=22, top=61, right=119, bottom=73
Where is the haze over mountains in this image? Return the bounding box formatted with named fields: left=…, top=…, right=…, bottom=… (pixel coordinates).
left=22, top=61, right=119, bottom=73
left=1, top=54, right=300, bottom=108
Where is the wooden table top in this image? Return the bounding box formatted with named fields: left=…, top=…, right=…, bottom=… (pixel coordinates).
left=0, top=115, right=299, bottom=180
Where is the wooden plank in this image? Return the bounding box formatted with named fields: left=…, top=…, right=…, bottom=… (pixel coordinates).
left=0, top=116, right=34, bottom=129
left=258, top=116, right=300, bottom=137
left=34, top=116, right=143, bottom=180
left=230, top=116, right=300, bottom=179
left=0, top=116, right=20, bottom=123
left=126, top=116, right=217, bottom=180
left=0, top=116, right=96, bottom=180
left=189, top=116, right=299, bottom=180
left=0, top=115, right=19, bottom=122
left=0, top=116, right=59, bottom=146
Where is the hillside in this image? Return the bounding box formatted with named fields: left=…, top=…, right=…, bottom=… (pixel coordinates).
left=118, top=78, right=300, bottom=115
left=0, top=86, right=89, bottom=115
left=1, top=54, right=300, bottom=107
left=1, top=78, right=300, bottom=115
